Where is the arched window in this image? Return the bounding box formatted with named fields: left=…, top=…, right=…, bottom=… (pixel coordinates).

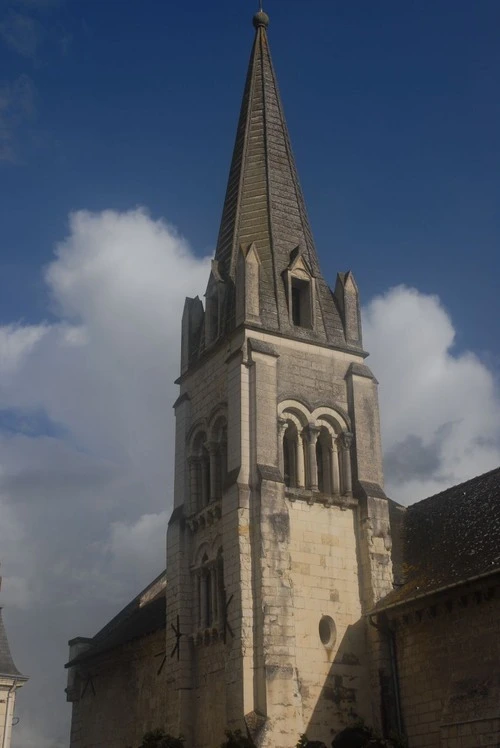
left=216, top=547, right=224, bottom=624
left=194, top=546, right=226, bottom=634
left=190, top=432, right=210, bottom=512
left=278, top=402, right=351, bottom=496
left=201, top=445, right=210, bottom=506
left=211, top=419, right=228, bottom=500
left=204, top=564, right=212, bottom=627
left=283, top=421, right=298, bottom=488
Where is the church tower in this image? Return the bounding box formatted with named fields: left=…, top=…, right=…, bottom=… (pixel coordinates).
left=166, top=11, right=393, bottom=747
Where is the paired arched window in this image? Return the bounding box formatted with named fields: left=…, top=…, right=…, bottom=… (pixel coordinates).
left=193, top=545, right=225, bottom=632
left=189, top=416, right=228, bottom=514
left=279, top=402, right=353, bottom=497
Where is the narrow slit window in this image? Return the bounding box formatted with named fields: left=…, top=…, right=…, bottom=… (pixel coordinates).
left=291, top=277, right=312, bottom=328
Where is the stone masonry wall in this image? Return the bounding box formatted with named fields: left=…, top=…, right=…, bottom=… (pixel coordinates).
left=191, top=641, right=226, bottom=748
left=0, top=680, right=18, bottom=748
left=390, top=581, right=500, bottom=748
left=69, top=629, right=166, bottom=748
left=288, top=500, right=371, bottom=743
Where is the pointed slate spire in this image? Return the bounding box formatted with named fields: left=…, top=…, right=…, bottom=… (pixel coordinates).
left=211, top=10, right=349, bottom=347
left=0, top=569, right=26, bottom=680
left=0, top=608, right=23, bottom=678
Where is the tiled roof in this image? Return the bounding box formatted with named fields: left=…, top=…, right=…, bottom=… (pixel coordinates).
left=66, top=571, right=166, bottom=667
left=212, top=13, right=349, bottom=348
left=0, top=607, right=26, bottom=679
left=378, top=467, right=500, bottom=611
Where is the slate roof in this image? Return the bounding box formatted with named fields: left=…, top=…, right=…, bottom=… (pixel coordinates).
left=0, top=607, right=26, bottom=679
left=213, top=12, right=349, bottom=348
left=378, top=467, right=500, bottom=611
left=66, top=571, right=166, bottom=667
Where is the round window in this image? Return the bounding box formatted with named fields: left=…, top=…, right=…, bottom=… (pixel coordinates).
left=319, top=615, right=336, bottom=648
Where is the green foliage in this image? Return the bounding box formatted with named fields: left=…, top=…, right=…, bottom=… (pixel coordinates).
left=387, top=732, right=408, bottom=748
left=219, top=729, right=255, bottom=748
left=134, top=722, right=406, bottom=748
left=137, top=729, right=185, bottom=748
left=295, top=735, right=326, bottom=748
left=329, top=721, right=407, bottom=748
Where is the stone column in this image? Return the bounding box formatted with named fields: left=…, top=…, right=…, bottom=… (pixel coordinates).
left=220, top=438, right=227, bottom=495
left=339, top=431, right=354, bottom=495
left=304, top=424, right=321, bottom=490
left=200, top=569, right=208, bottom=628
left=195, top=572, right=201, bottom=629
left=211, top=565, right=218, bottom=625
left=296, top=432, right=306, bottom=488
left=330, top=442, right=340, bottom=495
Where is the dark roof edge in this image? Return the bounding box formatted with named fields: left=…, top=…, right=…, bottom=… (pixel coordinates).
left=372, top=566, right=500, bottom=615
left=410, top=466, right=500, bottom=510
left=0, top=671, right=28, bottom=682
left=70, top=569, right=166, bottom=649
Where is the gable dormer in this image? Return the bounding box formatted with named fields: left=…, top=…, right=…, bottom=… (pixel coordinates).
left=283, top=247, right=316, bottom=329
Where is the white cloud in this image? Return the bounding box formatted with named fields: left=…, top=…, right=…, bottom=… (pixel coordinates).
left=0, top=208, right=210, bottom=746
left=363, top=285, right=500, bottom=504
left=0, top=324, right=48, bottom=375
left=108, top=511, right=170, bottom=582
left=0, top=212, right=498, bottom=746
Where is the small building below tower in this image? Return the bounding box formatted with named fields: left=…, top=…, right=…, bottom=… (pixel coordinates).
left=0, top=570, right=28, bottom=748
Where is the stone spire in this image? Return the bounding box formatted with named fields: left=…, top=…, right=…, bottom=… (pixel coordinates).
left=210, top=10, right=354, bottom=348
left=0, top=608, right=23, bottom=679
left=0, top=571, right=25, bottom=680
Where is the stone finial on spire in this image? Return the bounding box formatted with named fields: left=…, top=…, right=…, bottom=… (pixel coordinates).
left=253, top=9, right=269, bottom=29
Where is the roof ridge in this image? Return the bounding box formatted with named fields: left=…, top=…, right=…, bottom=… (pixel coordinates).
left=92, top=569, right=166, bottom=643
left=410, top=465, right=500, bottom=510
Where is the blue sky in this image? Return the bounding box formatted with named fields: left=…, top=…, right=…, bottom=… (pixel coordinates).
left=0, top=1, right=499, bottom=746
left=1, top=0, right=499, bottom=355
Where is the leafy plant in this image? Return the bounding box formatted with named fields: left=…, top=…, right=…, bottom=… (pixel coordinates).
left=220, top=729, right=256, bottom=748
left=296, top=736, right=310, bottom=748
left=331, top=722, right=406, bottom=748
left=137, top=729, right=185, bottom=748
left=296, top=735, right=326, bottom=748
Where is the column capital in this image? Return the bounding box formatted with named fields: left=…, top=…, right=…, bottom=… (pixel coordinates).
left=303, top=423, right=321, bottom=445
left=339, top=431, right=354, bottom=450
left=205, top=440, right=219, bottom=456
left=278, top=417, right=289, bottom=436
